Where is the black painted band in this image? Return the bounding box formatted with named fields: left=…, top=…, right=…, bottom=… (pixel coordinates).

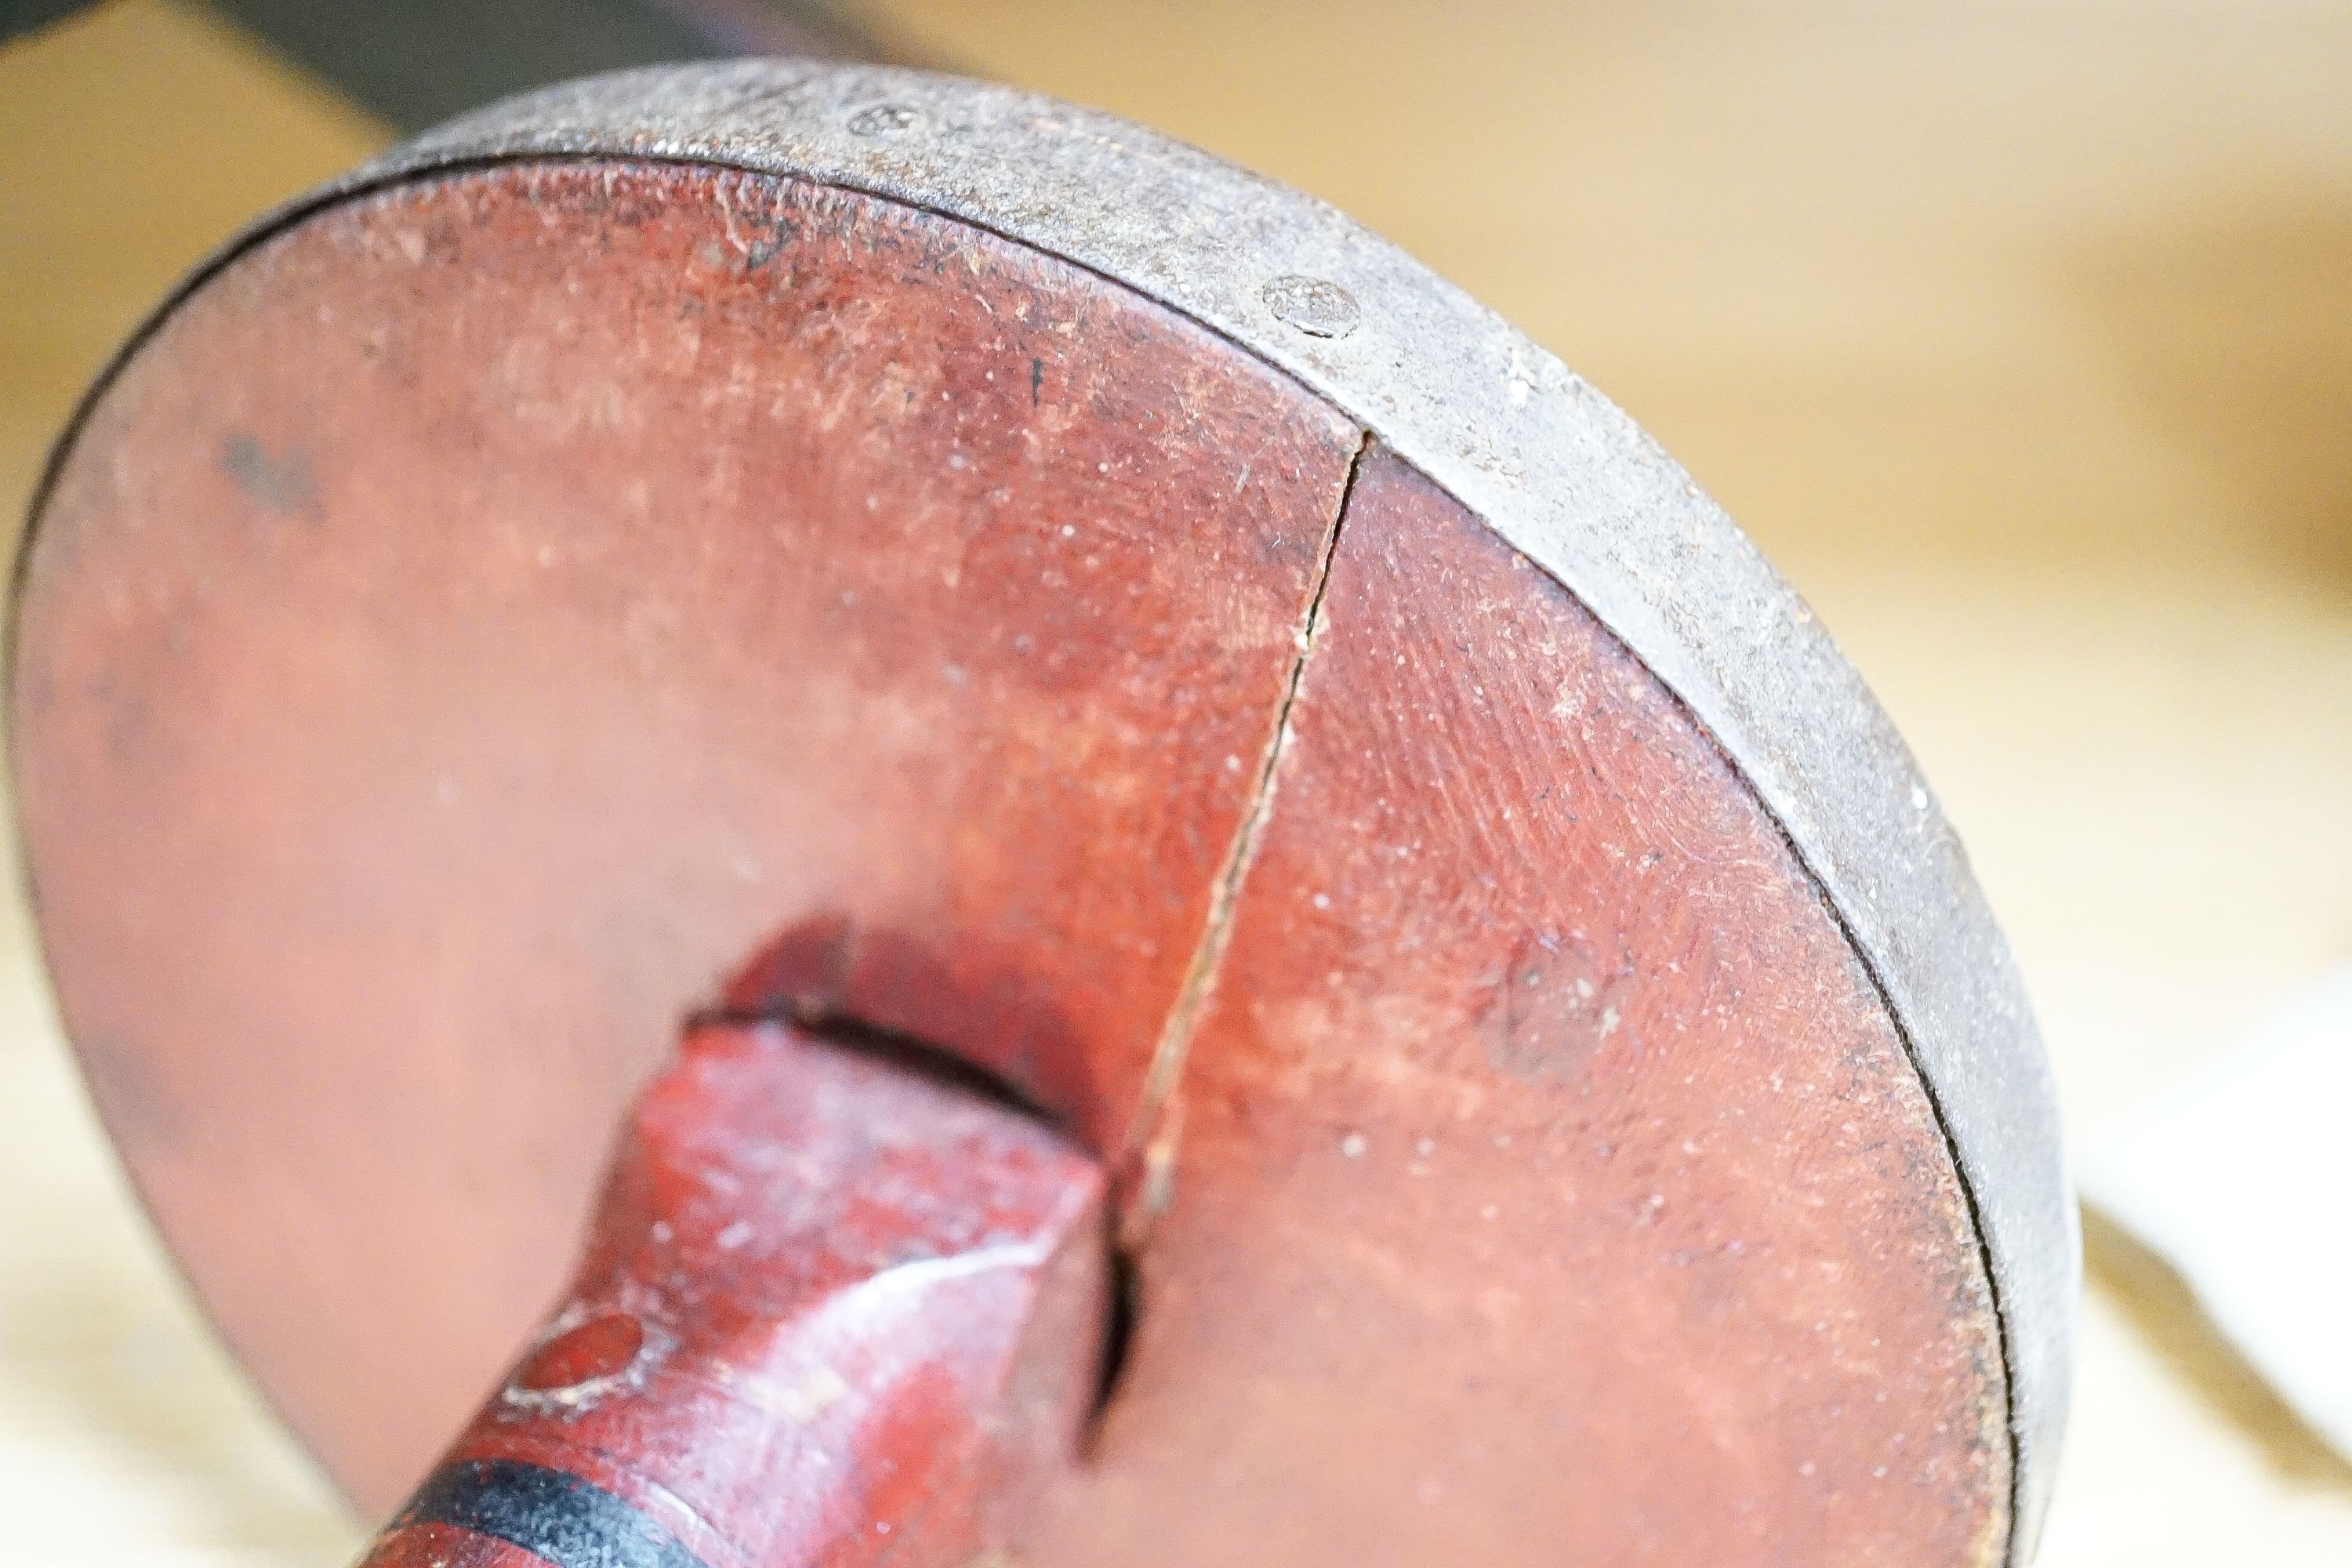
left=390, top=1457, right=709, bottom=1568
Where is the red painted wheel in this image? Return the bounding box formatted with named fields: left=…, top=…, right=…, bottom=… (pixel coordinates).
left=10, top=62, right=2071, bottom=1568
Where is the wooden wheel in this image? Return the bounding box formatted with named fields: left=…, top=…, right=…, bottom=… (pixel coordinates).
left=10, top=62, right=2071, bottom=1568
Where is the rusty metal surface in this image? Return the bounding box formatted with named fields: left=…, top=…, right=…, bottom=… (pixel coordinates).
left=360, top=1019, right=1108, bottom=1568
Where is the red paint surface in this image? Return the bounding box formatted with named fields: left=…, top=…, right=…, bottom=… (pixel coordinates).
left=508, top=1308, right=644, bottom=1394
left=14, top=160, right=1355, bottom=1497
left=17, top=160, right=2013, bottom=1564
left=1054, top=451, right=2006, bottom=1566
left=357, top=1019, right=1106, bottom=1568
left=365, top=1521, right=546, bottom=1568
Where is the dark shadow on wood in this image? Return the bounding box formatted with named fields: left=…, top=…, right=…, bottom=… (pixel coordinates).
left=2082, top=1203, right=2352, bottom=1489
left=0, top=0, right=102, bottom=49
left=196, top=0, right=936, bottom=133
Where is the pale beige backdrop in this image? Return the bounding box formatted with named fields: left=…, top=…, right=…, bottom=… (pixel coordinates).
left=2, top=1, right=2349, bottom=1563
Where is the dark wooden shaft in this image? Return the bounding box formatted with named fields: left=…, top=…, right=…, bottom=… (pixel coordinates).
left=358, top=1018, right=1109, bottom=1568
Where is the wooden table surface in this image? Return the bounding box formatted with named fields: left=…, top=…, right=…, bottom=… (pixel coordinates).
left=2, top=1, right=2349, bottom=1562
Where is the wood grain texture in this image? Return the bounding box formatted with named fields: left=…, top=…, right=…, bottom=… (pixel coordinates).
left=1056, top=448, right=2006, bottom=1566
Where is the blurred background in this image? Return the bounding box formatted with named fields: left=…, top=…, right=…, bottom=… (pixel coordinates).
left=2, top=0, right=2348, bottom=1563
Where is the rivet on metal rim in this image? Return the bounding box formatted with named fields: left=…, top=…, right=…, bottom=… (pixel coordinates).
left=848, top=103, right=924, bottom=136
left=1261, top=274, right=1360, bottom=339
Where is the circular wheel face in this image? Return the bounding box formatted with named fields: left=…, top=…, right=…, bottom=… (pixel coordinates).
left=10, top=64, right=2071, bottom=1568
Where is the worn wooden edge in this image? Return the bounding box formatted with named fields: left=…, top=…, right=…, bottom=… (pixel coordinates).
left=6, top=58, right=2074, bottom=1563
